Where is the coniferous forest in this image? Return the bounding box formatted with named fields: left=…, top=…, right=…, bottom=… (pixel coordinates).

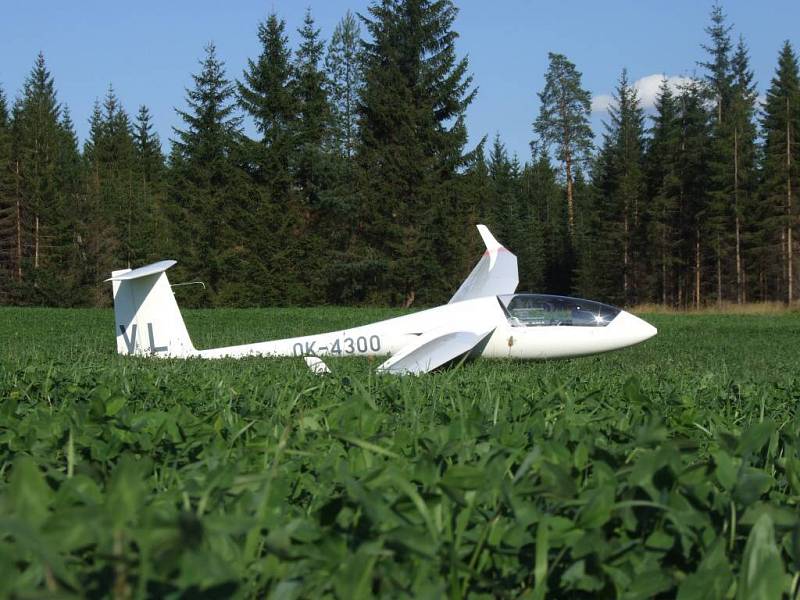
left=1, top=2, right=799, bottom=309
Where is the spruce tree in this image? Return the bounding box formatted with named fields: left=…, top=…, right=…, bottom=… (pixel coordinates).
left=610, top=69, right=646, bottom=303
left=729, top=37, right=759, bottom=302
left=81, top=98, right=117, bottom=301
left=172, top=42, right=253, bottom=305
left=699, top=3, right=734, bottom=124
left=133, top=105, right=166, bottom=264
left=238, top=13, right=296, bottom=198
left=0, top=85, right=17, bottom=296
left=515, top=152, right=547, bottom=292
left=293, top=9, right=330, bottom=200
left=12, top=53, right=67, bottom=303
left=760, top=41, right=800, bottom=303
left=103, top=86, right=139, bottom=268
left=700, top=3, right=737, bottom=304
left=357, top=0, right=477, bottom=304
left=645, top=78, right=682, bottom=305
left=578, top=69, right=645, bottom=304
left=677, top=80, right=712, bottom=307
left=487, top=134, right=516, bottom=242
left=54, top=107, right=86, bottom=304
left=325, top=11, right=362, bottom=159
left=321, top=11, right=365, bottom=302
left=533, top=52, right=593, bottom=241
left=134, top=105, right=164, bottom=184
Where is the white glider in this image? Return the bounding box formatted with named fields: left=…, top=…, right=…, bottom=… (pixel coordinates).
left=108, top=225, right=657, bottom=374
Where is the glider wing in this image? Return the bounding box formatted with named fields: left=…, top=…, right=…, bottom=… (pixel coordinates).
left=376, top=325, right=495, bottom=375
left=449, top=225, right=518, bottom=303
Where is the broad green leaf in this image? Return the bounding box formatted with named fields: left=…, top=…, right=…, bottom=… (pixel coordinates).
left=737, top=421, right=775, bottom=457
left=677, top=539, right=732, bottom=600
left=106, top=453, right=152, bottom=528
left=9, top=455, right=52, bottom=528
left=733, top=468, right=774, bottom=507
left=737, top=513, right=785, bottom=600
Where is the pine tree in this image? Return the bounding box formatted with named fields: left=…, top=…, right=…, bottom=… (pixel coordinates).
left=533, top=52, right=593, bottom=241
left=325, top=10, right=362, bottom=159
left=357, top=0, right=477, bottom=304
left=172, top=42, right=253, bottom=305
left=760, top=41, right=800, bottom=303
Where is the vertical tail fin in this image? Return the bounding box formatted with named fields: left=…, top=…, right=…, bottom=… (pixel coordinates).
left=106, top=260, right=196, bottom=357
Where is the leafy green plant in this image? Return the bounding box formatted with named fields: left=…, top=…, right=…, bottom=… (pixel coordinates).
left=0, top=307, right=798, bottom=597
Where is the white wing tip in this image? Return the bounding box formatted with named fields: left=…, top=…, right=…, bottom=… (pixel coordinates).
left=304, top=356, right=331, bottom=375
left=476, top=224, right=502, bottom=251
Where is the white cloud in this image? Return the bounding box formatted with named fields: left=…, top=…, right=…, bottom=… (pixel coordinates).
left=592, top=74, right=693, bottom=113
left=591, top=94, right=613, bottom=113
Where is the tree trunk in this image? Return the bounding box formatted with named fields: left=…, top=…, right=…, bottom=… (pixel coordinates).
left=34, top=215, right=39, bottom=269
left=716, top=233, right=722, bottom=307
left=695, top=232, right=701, bottom=308
left=787, top=98, right=794, bottom=304
left=734, top=127, right=742, bottom=303
left=14, top=160, right=22, bottom=281
left=661, top=225, right=667, bottom=305
left=623, top=213, right=629, bottom=303
left=565, top=155, right=575, bottom=240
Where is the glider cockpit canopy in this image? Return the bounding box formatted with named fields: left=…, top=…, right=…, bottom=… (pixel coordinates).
left=498, top=294, right=621, bottom=328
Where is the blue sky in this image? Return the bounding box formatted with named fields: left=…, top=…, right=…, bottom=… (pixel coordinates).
left=2, top=1, right=798, bottom=160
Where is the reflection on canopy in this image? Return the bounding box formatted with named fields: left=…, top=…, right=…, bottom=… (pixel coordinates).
left=498, top=294, right=621, bottom=327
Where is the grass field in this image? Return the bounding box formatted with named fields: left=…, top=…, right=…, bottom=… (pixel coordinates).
left=1, top=306, right=799, bottom=598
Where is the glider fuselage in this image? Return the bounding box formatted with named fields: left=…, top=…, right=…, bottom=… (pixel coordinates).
left=196, top=294, right=656, bottom=362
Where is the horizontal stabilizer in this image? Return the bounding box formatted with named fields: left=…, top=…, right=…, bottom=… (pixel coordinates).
left=377, top=325, right=495, bottom=375
left=106, top=260, right=177, bottom=282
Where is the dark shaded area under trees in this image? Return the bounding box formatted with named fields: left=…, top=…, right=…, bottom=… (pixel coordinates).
left=1, top=2, right=798, bottom=309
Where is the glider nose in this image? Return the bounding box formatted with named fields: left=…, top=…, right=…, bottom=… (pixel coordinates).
left=610, top=311, right=658, bottom=346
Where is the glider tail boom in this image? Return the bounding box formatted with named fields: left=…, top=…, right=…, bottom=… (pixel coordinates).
left=106, top=260, right=196, bottom=357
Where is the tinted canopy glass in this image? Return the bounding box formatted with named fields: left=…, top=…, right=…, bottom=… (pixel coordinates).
left=498, top=294, right=621, bottom=327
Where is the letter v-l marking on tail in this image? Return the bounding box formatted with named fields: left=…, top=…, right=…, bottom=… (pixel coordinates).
left=148, top=323, right=168, bottom=354
left=120, top=324, right=137, bottom=353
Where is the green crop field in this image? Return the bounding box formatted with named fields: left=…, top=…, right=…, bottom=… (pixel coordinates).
left=1, top=306, right=799, bottom=599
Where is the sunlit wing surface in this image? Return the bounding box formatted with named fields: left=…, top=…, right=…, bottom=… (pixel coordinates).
left=376, top=325, right=496, bottom=375
left=449, top=224, right=519, bottom=304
